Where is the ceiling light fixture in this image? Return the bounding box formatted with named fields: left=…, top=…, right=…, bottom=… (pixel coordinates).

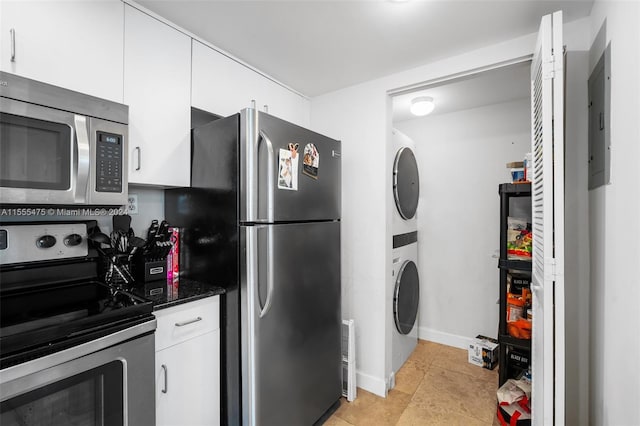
left=410, top=96, right=435, bottom=116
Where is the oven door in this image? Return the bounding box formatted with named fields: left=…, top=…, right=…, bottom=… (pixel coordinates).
left=0, top=321, right=155, bottom=426
left=0, top=98, right=89, bottom=205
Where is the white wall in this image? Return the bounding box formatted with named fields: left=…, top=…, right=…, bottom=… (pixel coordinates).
left=563, top=50, right=591, bottom=426
left=311, top=16, right=591, bottom=397
left=395, top=98, right=530, bottom=347
left=588, top=2, right=640, bottom=425
left=0, top=186, right=163, bottom=238
left=314, top=84, right=390, bottom=394
left=128, top=186, right=165, bottom=237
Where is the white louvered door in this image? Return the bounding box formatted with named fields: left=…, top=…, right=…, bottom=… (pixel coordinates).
left=530, top=10, right=565, bottom=426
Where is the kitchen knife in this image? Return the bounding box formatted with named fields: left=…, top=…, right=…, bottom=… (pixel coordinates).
left=157, top=220, right=169, bottom=241
left=146, top=220, right=159, bottom=244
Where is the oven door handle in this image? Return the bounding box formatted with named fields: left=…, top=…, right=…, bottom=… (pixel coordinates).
left=0, top=319, right=157, bottom=388
left=74, top=115, right=90, bottom=203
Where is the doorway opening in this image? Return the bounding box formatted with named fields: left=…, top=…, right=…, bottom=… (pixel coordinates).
left=386, top=61, right=534, bottom=420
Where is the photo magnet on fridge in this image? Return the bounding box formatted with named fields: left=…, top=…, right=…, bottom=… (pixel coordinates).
left=288, top=142, right=299, bottom=159
left=302, top=143, right=319, bottom=179
left=278, top=148, right=298, bottom=190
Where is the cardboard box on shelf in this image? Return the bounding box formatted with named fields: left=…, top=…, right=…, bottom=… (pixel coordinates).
left=468, top=335, right=499, bottom=369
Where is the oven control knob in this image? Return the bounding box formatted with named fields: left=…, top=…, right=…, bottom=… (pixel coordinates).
left=36, top=235, right=57, bottom=249
left=64, top=234, right=83, bottom=247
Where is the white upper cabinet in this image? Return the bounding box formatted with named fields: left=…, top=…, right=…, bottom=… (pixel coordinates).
left=192, top=40, right=260, bottom=117
left=192, top=40, right=310, bottom=127
left=260, top=76, right=311, bottom=128
left=0, top=0, right=124, bottom=102
left=124, top=5, right=191, bottom=187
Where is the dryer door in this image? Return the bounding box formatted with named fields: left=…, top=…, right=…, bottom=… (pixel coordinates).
left=394, top=260, right=419, bottom=334
left=393, top=147, right=420, bottom=220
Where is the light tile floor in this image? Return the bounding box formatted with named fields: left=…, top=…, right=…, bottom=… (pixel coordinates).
left=325, top=340, right=499, bottom=426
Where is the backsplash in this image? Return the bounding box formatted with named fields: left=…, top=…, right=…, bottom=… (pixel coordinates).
left=127, top=186, right=165, bottom=237
left=0, top=186, right=165, bottom=239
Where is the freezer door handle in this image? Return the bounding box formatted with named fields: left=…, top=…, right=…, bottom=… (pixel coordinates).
left=257, top=130, right=275, bottom=223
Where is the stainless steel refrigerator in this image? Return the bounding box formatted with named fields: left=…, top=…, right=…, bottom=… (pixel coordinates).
left=165, top=108, right=342, bottom=426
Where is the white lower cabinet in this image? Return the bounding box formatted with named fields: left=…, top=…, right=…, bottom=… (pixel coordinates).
left=156, top=329, right=220, bottom=426
left=154, top=297, right=220, bottom=426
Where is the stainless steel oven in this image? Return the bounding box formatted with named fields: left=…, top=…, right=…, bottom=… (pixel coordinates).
left=0, top=221, right=155, bottom=425
left=0, top=322, right=155, bottom=426
left=0, top=72, right=128, bottom=206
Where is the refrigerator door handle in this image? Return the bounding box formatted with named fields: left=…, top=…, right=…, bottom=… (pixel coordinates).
left=259, top=226, right=275, bottom=318
left=246, top=226, right=258, bottom=424
left=245, top=223, right=276, bottom=426
left=257, top=130, right=275, bottom=223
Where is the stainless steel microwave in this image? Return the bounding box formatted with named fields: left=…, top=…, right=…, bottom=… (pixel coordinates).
left=0, top=72, right=128, bottom=206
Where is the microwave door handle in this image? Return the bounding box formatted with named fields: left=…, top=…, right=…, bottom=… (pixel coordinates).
left=74, top=115, right=90, bottom=203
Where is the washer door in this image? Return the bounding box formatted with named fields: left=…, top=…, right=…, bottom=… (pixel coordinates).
left=394, top=260, right=420, bottom=335
left=393, top=147, right=420, bottom=220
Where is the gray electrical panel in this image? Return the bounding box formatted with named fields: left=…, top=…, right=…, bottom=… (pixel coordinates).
left=588, top=44, right=611, bottom=190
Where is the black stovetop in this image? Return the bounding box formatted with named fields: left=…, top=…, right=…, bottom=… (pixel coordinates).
left=0, top=220, right=155, bottom=369
left=0, top=278, right=153, bottom=369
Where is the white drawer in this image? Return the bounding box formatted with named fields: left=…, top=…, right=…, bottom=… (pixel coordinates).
left=154, top=296, right=220, bottom=351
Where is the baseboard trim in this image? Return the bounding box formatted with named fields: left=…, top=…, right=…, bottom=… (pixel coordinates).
left=417, top=326, right=473, bottom=350
left=355, top=371, right=386, bottom=397
left=354, top=330, right=479, bottom=398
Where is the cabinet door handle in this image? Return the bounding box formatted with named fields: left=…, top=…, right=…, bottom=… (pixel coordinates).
left=175, top=316, right=202, bottom=327
left=161, top=364, right=168, bottom=393
left=10, top=29, right=16, bottom=62
left=135, top=146, right=141, bottom=171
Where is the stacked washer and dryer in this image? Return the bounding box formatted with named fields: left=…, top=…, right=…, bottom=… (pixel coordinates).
left=391, top=129, right=421, bottom=376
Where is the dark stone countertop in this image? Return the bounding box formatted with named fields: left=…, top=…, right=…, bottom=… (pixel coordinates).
left=130, top=278, right=225, bottom=311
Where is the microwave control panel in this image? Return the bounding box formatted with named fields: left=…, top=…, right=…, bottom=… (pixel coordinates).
left=96, top=131, right=123, bottom=193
